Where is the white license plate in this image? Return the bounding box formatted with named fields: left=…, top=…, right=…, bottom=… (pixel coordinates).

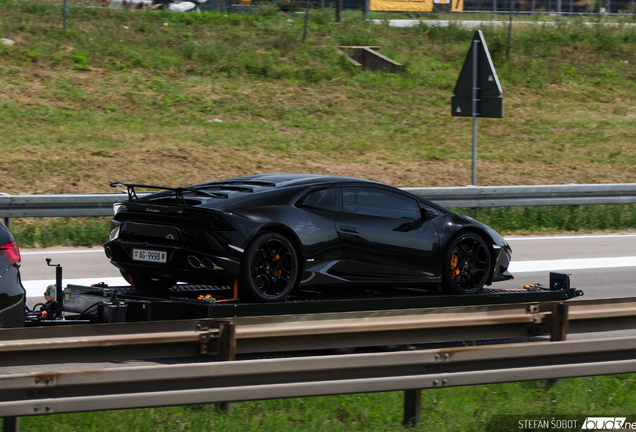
left=132, top=249, right=167, bottom=263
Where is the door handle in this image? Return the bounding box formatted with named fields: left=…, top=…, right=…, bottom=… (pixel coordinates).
left=339, top=225, right=359, bottom=233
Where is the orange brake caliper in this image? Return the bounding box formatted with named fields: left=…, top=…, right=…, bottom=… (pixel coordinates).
left=451, top=251, right=460, bottom=280
left=271, top=251, right=281, bottom=276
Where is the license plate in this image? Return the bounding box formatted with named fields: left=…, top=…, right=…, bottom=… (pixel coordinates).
left=132, top=249, right=167, bottom=263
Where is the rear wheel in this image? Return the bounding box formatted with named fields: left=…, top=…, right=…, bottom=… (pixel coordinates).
left=442, top=233, right=491, bottom=295
left=239, top=232, right=299, bottom=302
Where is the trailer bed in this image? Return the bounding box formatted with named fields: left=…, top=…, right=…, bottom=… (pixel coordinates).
left=55, top=278, right=583, bottom=323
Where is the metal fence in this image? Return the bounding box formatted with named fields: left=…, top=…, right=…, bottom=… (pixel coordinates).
left=234, top=0, right=636, bottom=14
left=3, top=296, right=636, bottom=366
left=3, top=296, right=636, bottom=427
left=3, top=335, right=636, bottom=421
left=104, top=0, right=636, bottom=15
left=1, top=183, right=636, bottom=220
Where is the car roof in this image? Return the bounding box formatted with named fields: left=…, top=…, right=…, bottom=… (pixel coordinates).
left=138, top=174, right=410, bottom=210
left=201, top=173, right=378, bottom=189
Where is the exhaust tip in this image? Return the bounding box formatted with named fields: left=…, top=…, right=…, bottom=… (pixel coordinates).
left=202, top=258, right=222, bottom=271
left=188, top=255, right=202, bottom=269
left=104, top=246, right=113, bottom=259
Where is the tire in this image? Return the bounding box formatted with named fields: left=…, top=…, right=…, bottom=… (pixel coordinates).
left=121, top=270, right=176, bottom=293
left=442, top=233, right=492, bottom=295
left=239, top=232, right=299, bottom=302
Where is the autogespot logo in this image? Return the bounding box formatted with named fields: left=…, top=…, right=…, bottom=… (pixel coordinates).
left=581, top=417, right=628, bottom=430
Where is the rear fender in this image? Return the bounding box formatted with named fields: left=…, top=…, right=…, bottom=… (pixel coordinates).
left=244, top=224, right=305, bottom=276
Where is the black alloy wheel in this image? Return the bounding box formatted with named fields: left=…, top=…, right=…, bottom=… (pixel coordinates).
left=442, top=233, right=492, bottom=295
left=240, top=232, right=299, bottom=302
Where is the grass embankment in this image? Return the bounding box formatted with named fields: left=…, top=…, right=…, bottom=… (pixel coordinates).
left=18, top=374, right=636, bottom=431
left=1, top=4, right=636, bottom=242
left=2, top=8, right=636, bottom=428
left=1, top=4, right=635, bottom=192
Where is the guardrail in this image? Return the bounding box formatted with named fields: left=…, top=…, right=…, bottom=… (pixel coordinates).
left=404, top=183, right=636, bottom=208
left=2, top=183, right=636, bottom=221
left=3, top=335, right=636, bottom=428
left=3, top=296, right=636, bottom=429
left=0, top=193, right=132, bottom=219
left=0, top=319, right=235, bottom=367
left=3, top=296, right=636, bottom=367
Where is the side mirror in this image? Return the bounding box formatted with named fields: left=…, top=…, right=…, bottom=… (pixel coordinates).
left=422, top=208, right=438, bottom=222
left=394, top=209, right=438, bottom=232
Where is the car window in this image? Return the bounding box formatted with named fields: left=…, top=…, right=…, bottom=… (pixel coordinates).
left=301, top=188, right=341, bottom=212
left=342, top=187, right=419, bottom=220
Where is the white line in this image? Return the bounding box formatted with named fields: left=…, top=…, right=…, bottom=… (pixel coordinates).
left=506, top=234, right=636, bottom=241
left=509, top=256, right=636, bottom=273
left=21, top=249, right=105, bottom=256
left=23, top=277, right=129, bottom=299
left=21, top=256, right=636, bottom=297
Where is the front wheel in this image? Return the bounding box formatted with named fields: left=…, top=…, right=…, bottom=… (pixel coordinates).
left=442, top=233, right=492, bottom=295
left=239, top=232, right=299, bottom=302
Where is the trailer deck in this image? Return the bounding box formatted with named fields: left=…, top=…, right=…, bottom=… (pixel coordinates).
left=21, top=271, right=578, bottom=326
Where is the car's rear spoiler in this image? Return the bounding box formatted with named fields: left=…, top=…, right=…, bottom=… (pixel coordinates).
left=110, top=182, right=228, bottom=204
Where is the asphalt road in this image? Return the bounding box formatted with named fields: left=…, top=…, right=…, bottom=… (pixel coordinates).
left=500, top=234, right=636, bottom=300
left=20, top=233, right=636, bottom=300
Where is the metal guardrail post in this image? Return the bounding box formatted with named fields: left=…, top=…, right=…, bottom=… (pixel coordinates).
left=547, top=302, right=569, bottom=387
left=403, top=389, right=422, bottom=427
left=551, top=303, right=569, bottom=342
left=218, top=321, right=236, bottom=362
left=3, top=417, right=19, bottom=432
left=217, top=321, right=236, bottom=412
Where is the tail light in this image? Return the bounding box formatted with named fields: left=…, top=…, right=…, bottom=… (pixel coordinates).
left=113, top=202, right=128, bottom=216
left=1, top=241, right=21, bottom=269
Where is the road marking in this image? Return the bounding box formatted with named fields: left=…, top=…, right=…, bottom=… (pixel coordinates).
left=21, top=249, right=105, bottom=256
left=506, top=234, right=636, bottom=241
left=509, top=256, right=636, bottom=273
left=23, top=277, right=129, bottom=299
left=22, top=255, right=636, bottom=297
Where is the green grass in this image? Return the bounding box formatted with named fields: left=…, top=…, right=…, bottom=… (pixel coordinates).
left=10, top=218, right=110, bottom=248
left=15, top=374, right=636, bottom=431
left=457, top=204, right=636, bottom=234
left=1, top=5, right=636, bottom=239
left=0, top=4, right=636, bottom=194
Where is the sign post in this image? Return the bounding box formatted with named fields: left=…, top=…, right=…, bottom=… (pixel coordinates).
left=452, top=30, right=504, bottom=186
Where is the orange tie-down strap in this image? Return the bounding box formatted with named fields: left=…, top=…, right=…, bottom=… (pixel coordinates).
left=214, top=280, right=239, bottom=303
left=496, top=285, right=543, bottom=291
